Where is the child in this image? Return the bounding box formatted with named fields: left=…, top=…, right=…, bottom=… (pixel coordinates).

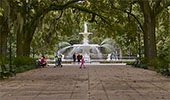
left=58, top=55, right=63, bottom=67
left=80, top=56, right=86, bottom=69
left=54, top=56, right=58, bottom=67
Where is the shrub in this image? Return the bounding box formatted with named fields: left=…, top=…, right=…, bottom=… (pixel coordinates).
left=157, top=37, right=170, bottom=69
left=134, top=63, right=148, bottom=69
left=100, top=61, right=135, bottom=64
left=12, top=56, right=36, bottom=67
left=156, top=68, right=170, bottom=76
left=139, top=64, right=148, bottom=69
left=15, top=65, right=37, bottom=73
left=0, top=57, right=10, bottom=64
left=158, top=55, right=169, bottom=69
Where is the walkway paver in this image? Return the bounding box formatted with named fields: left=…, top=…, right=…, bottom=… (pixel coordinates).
left=0, top=65, right=170, bottom=100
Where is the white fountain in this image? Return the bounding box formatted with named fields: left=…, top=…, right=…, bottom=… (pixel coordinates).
left=72, top=22, right=100, bottom=62
left=57, top=22, right=117, bottom=62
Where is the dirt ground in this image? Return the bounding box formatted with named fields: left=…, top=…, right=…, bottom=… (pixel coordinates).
left=0, top=64, right=170, bottom=100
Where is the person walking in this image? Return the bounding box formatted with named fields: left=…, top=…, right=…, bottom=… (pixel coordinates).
left=58, top=55, right=63, bottom=67
left=77, top=54, right=81, bottom=64
left=73, top=53, right=76, bottom=63
left=80, top=56, right=86, bottom=69
left=54, top=56, right=58, bottom=67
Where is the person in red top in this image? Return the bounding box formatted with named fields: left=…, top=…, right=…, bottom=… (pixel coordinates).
left=80, top=56, right=86, bottom=69
left=41, top=56, right=47, bottom=67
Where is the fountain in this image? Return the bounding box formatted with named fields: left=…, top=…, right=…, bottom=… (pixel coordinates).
left=57, top=22, right=117, bottom=62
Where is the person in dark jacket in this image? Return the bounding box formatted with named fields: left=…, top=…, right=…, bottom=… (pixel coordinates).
left=73, top=53, right=76, bottom=63
left=77, top=54, right=81, bottom=64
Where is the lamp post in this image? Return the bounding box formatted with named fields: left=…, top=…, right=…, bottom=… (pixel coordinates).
left=128, top=39, right=131, bottom=59
left=137, top=27, right=141, bottom=60
left=9, top=18, right=13, bottom=72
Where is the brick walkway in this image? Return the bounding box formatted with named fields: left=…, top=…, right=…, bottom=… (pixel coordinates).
left=0, top=65, right=170, bottom=100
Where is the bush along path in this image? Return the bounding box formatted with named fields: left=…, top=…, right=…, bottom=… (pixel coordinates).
left=0, top=65, right=38, bottom=80
left=132, top=60, right=170, bottom=76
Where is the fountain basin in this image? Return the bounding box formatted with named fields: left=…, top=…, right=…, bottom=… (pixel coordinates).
left=73, top=44, right=100, bottom=49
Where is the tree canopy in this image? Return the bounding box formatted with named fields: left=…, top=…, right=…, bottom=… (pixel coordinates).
left=0, top=0, right=170, bottom=68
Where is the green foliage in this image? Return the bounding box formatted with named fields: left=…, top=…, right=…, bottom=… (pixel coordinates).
left=158, top=38, right=170, bottom=64
left=156, top=67, right=170, bottom=76
left=133, top=63, right=148, bottom=69
left=100, top=61, right=135, bottom=65
left=0, top=58, right=9, bottom=65
left=158, top=57, right=169, bottom=69
left=12, top=56, right=36, bottom=67
left=1, top=0, right=170, bottom=67
left=133, top=58, right=148, bottom=69
left=0, top=8, right=3, bottom=16
left=156, top=8, right=170, bottom=69
left=15, top=65, right=37, bottom=73
left=149, top=57, right=169, bottom=71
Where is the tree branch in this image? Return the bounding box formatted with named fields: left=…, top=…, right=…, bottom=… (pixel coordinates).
left=55, top=11, right=63, bottom=21
left=49, top=0, right=85, bottom=10
left=155, top=1, right=170, bottom=16
left=89, top=14, right=96, bottom=23
left=109, top=0, right=144, bottom=32
left=30, top=0, right=82, bottom=29
left=69, top=5, right=111, bottom=26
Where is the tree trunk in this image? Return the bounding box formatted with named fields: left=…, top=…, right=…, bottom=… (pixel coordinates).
left=16, top=29, right=23, bottom=56
left=143, top=12, right=157, bottom=63
left=139, top=0, right=157, bottom=64
left=0, top=17, right=8, bottom=61
left=16, top=21, right=38, bottom=57
left=17, top=30, right=33, bottom=57
left=22, top=40, right=31, bottom=56
left=143, top=22, right=149, bottom=62
left=149, top=17, right=157, bottom=61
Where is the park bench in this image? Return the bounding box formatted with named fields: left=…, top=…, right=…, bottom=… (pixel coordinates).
left=37, top=61, right=43, bottom=67
left=0, top=64, right=16, bottom=79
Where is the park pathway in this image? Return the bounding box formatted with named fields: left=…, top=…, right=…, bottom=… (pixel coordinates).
left=0, top=65, right=170, bottom=100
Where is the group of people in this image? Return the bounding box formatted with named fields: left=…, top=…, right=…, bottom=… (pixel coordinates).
left=39, top=55, right=62, bottom=68
left=40, top=53, right=86, bottom=69
left=54, top=55, right=62, bottom=67
left=73, top=53, right=86, bottom=69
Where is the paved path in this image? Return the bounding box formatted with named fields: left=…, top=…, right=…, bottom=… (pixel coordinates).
left=0, top=65, right=170, bottom=100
